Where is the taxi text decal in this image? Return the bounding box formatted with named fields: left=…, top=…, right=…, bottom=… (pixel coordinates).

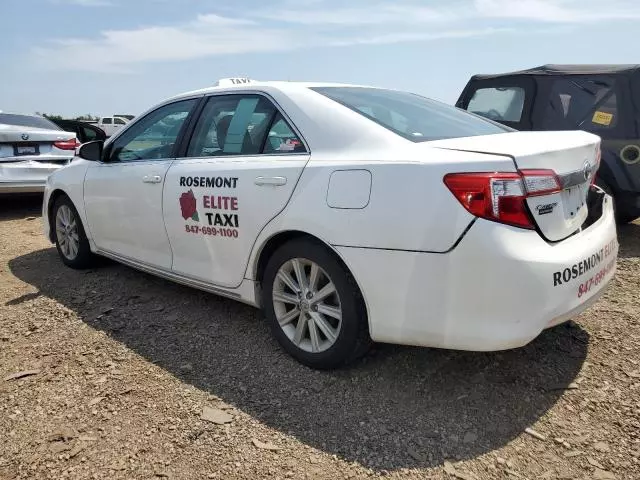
left=179, top=176, right=240, bottom=239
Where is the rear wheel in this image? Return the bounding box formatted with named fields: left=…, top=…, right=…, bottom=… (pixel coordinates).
left=52, top=195, right=95, bottom=269
left=262, top=238, right=370, bottom=370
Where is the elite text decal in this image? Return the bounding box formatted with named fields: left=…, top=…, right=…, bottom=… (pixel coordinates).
left=179, top=176, right=240, bottom=239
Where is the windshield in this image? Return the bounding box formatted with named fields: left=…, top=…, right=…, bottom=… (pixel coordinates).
left=311, top=87, right=510, bottom=142
left=0, top=113, right=62, bottom=130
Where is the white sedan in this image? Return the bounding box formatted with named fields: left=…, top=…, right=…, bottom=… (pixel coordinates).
left=42, top=78, right=619, bottom=369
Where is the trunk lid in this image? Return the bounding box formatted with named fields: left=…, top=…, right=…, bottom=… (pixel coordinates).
left=0, top=124, right=76, bottom=162
left=430, top=130, right=601, bottom=242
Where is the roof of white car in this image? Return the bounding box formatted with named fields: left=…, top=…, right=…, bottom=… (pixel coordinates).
left=167, top=77, right=382, bottom=102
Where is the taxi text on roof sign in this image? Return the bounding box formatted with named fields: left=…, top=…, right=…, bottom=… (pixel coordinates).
left=214, top=78, right=255, bottom=87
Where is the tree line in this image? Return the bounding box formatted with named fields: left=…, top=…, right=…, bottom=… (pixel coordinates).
left=35, top=112, right=99, bottom=121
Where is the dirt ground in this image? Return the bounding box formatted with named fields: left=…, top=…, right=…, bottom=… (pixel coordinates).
left=0, top=194, right=639, bottom=480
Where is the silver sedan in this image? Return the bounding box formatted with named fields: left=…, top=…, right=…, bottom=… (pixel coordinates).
left=0, top=113, right=78, bottom=193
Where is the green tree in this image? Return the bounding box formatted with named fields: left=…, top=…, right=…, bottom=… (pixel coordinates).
left=75, top=114, right=99, bottom=121
left=35, top=112, right=64, bottom=121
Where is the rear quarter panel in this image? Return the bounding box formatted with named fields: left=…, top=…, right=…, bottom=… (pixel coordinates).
left=246, top=148, right=516, bottom=278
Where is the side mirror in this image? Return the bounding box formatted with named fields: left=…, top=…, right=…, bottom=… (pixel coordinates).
left=78, top=140, right=103, bottom=161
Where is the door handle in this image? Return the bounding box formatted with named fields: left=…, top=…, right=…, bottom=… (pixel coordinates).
left=255, top=176, right=287, bottom=186
left=142, top=175, right=162, bottom=184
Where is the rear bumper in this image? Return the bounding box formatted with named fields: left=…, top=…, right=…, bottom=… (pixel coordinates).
left=336, top=193, right=618, bottom=351
left=0, top=159, right=69, bottom=193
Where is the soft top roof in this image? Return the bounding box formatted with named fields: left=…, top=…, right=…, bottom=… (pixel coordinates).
left=471, top=64, right=640, bottom=80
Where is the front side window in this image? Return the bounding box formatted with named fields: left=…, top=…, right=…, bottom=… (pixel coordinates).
left=108, top=99, right=196, bottom=162
left=311, top=87, right=509, bottom=142
left=466, top=86, right=525, bottom=122
left=114, top=118, right=126, bottom=125
left=187, top=94, right=306, bottom=157
left=541, top=78, right=619, bottom=131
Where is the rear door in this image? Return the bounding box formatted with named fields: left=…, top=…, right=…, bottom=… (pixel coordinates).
left=163, top=93, right=309, bottom=288
left=456, top=77, right=536, bottom=130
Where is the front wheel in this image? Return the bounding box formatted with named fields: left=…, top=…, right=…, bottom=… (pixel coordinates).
left=262, top=239, right=370, bottom=370
left=52, top=195, right=96, bottom=269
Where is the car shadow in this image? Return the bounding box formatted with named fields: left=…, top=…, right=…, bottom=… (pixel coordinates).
left=8, top=248, right=589, bottom=471
left=0, top=194, right=43, bottom=221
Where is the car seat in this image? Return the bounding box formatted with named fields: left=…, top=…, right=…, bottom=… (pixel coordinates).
left=216, top=115, right=257, bottom=154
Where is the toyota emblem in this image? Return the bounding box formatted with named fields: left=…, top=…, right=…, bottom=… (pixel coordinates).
left=583, top=160, right=592, bottom=181
left=21, top=133, right=29, bottom=141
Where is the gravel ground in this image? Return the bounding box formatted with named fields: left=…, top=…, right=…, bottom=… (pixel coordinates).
left=1, top=194, right=639, bottom=480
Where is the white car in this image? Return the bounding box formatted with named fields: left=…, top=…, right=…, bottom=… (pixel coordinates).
left=95, top=116, right=129, bottom=137
left=0, top=113, right=78, bottom=193
left=42, top=78, right=619, bottom=369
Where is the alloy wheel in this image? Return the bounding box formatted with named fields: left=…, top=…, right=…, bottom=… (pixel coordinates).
left=55, top=205, right=80, bottom=260
left=272, top=258, right=342, bottom=353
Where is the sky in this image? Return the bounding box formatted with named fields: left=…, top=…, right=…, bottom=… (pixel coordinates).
left=1, top=0, right=638, bottom=118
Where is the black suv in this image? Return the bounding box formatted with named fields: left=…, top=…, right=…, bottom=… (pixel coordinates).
left=456, top=64, right=640, bottom=224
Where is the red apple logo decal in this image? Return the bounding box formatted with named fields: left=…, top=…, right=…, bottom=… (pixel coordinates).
left=179, top=189, right=199, bottom=221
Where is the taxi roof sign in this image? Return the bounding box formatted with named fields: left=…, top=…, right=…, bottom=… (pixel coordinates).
left=215, top=77, right=255, bottom=87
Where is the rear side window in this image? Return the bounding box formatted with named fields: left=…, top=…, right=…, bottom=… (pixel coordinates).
left=264, top=114, right=306, bottom=153
left=102, top=118, right=112, bottom=125
left=466, top=87, right=525, bottom=122
left=541, top=78, right=619, bottom=131
left=187, top=95, right=306, bottom=157
left=311, top=87, right=509, bottom=142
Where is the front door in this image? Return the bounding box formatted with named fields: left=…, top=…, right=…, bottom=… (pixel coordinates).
left=84, top=98, right=199, bottom=269
left=163, top=93, right=309, bottom=288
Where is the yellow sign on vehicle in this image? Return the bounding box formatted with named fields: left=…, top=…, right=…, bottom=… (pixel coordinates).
left=592, top=111, right=613, bottom=126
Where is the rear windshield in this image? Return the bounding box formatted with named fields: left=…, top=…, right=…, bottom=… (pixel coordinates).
left=0, top=113, right=61, bottom=130
left=311, top=86, right=509, bottom=142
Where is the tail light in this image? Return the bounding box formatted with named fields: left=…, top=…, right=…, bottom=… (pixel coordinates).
left=54, top=138, right=80, bottom=150
left=443, top=169, right=561, bottom=229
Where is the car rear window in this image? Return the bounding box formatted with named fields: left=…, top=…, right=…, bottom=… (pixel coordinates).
left=0, top=113, right=61, bottom=130
left=466, top=86, right=525, bottom=122
left=311, top=87, right=509, bottom=142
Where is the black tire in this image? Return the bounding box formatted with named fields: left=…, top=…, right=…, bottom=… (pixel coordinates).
left=262, top=238, right=371, bottom=370
left=616, top=210, right=640, bottom=225
left=596, top=179, right=638, bottom=225
left=52, top=195, right=96, bottom=269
